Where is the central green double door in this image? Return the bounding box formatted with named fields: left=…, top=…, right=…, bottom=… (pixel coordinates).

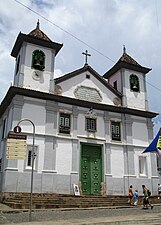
left=81, top=144, right=102, bottom=195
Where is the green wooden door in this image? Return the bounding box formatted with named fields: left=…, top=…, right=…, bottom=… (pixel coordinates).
left=81, top=144, right=102, bottom=195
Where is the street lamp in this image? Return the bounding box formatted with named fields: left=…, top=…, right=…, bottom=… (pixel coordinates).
left=15, top=119, right=35, bottom=222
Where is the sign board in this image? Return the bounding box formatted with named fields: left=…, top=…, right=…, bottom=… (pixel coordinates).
left=6, top=132, right=27, bottom=160
left=8, top=133, right=27, bottom=140
left=73, top=184, right=80, bottom=196
left=13, top=126, right=22, bottom=134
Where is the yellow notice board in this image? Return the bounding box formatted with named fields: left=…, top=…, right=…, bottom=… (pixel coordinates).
left=6, top=138, right=26, bottom=160
left=157, top=136, right=161, bottom=149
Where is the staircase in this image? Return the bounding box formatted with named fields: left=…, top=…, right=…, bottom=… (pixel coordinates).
left=2, top=193, right=129, bottom=209
left=1, top=192, right=160, bottom=209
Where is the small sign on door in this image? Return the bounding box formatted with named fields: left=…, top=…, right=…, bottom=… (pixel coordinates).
left=73, top=184, right=80, bottom=196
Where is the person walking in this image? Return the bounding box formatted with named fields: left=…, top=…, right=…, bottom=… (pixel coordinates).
left=142, top=184, right=153, bottom=209
left=134, top=190, right=138, bottom=206
left=128, top=185, right=133, bottom=205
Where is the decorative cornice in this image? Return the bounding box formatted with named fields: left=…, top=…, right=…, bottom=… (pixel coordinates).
left=0, top=86, right=158, bottom=119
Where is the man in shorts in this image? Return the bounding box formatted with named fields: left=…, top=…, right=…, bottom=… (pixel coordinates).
left=142, top=184, right=153, bottom=209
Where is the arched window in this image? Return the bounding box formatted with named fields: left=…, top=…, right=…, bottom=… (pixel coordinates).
left=32, top=50, right=45, bottom=71
left=130, top=74, right=140, bottom=92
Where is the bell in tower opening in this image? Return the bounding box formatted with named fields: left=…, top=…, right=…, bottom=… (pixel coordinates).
left=32, top=50, right=45, bottom=71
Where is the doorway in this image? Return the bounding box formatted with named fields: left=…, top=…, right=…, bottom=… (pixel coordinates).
left=80, top=143, right=103, bottom=195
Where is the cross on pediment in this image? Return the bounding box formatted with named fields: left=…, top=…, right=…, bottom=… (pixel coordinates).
left=82, top=50, right=91, bottom=65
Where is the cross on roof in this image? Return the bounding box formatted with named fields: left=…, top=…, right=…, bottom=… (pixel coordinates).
left=82, top=50, right=91, bottom=65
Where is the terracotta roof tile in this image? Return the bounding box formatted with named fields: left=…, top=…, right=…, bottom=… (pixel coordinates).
left=28, top=20, right=52, bottom=42
left=118, top=52, right=141, bottom=66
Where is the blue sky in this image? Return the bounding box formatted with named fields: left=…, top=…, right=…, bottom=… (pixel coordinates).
left=1, top=0, right=161, bottom=133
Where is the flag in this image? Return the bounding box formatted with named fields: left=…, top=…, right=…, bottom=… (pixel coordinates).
left=142, top=129, right=161, bottom=154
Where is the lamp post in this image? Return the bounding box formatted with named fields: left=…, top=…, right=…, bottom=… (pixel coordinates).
left=15, top=119, right=35, bottom=222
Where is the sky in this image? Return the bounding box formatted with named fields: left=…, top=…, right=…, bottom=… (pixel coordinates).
left=1, top=0, right=161, bottom=134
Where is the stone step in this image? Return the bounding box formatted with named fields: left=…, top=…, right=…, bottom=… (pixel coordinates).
left=2, top=192, right=160, bottom=210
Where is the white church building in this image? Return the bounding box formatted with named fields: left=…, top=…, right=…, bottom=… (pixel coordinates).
left=0, top=22, right=159, bottom=195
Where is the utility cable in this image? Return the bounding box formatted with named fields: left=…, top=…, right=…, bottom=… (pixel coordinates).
left=14, top=0, right=161, bottom=96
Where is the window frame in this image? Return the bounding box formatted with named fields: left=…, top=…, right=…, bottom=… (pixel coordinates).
left=111, top=121, right=121, bottom=141
left=16, top=55, right=20, bottom=74
left=0, top=158, right=2, bottom=172
left=1, top=118, right=6, bottom=140
left=25, top=145, right=38, bottom=171
left=113, top=80, right=117, bottom=90
left=59, top=113, right=71, bottom=135
left=85, top=117, right=97, bottom=132
left=139, top=155, right=147, bottom=176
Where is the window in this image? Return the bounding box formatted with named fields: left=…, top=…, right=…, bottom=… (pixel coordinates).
left=130, top=74, right=140, bottom=92
left=26, top=145, right=37, bottom=170
left=111, top=121, right=121, bottom=141
left=2, top=119, right=6, bottom=140
left=59, top=113, right=71, bottom=134
left=27, top=150, right=32, bottom=167
left=139, top=156, right=147, bottom=176
left=16, top=55, right=20, bottom=74
left=0, top=159, right=2, bottom=171
left=86, top=74, right=90, bottom=79
left=157, top=155, right=161, bottom=171
left=113, top=81, right=117, bottom=90
left=32, top=50, right=45, bottom=71
left=86, top=118, right=97, bottom=132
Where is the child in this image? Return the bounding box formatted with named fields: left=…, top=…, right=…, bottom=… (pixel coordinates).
left=134, top=190, right=138, bottom=206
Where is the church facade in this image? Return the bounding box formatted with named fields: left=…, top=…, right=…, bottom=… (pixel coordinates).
left=0, top=22, right=159, bottom=195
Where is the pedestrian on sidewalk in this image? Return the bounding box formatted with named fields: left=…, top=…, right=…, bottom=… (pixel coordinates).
left=128, top=185, right=133, bottom=205
left=142, top=184, right=153, bottom=209
left=134, top=189, right=138, bottom=206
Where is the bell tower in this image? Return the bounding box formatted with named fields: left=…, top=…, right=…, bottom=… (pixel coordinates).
left=11, top=21, right=63, bottom=93
left=103, top=46, right=151, bottom=111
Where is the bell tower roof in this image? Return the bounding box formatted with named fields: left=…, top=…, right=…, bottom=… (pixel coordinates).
left=28, top=20, right=52, bottom=42
left=103, top=47, right=151, bottom=79
left=11, top=21, right=63, bottom=58
left=118, top=45, right=141, bottom=66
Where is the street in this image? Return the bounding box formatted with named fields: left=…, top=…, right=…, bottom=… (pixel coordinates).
left=1, top=205, right=161, bottom=224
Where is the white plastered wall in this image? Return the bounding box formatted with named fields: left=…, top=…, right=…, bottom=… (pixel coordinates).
left=111, top=146, right=124, bottom=177
left=132, top=119, right=149, bottom=146
left=21, top=98, right=46, bottom=134
left=108, top=71, right=122, bottom=93
left=56, top=139, right=72, bottom=175
left=22, top=43, right=55, bottom=93
left=124, top=70, right=146, bottom=110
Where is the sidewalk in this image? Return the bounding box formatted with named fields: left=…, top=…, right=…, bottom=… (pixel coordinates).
left=1, top=203, right=161, bottom=225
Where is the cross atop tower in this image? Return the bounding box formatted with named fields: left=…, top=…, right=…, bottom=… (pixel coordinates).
left=82, top=50, right=91, bottom=65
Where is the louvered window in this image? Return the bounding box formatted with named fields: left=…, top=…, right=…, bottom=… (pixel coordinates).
left=26, top=145, right=37, bottom=170
left=59, top=113, right=71, bottom=134
left=86, top=118, right=97, bottom=132
left=111, top=121, right=121, bottom=141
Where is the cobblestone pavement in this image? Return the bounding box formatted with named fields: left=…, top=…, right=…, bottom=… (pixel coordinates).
left=0, top=205, right=161, bottom=225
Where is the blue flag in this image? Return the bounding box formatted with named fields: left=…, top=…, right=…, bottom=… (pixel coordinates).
left=142, top=129, right=161, bottom=154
